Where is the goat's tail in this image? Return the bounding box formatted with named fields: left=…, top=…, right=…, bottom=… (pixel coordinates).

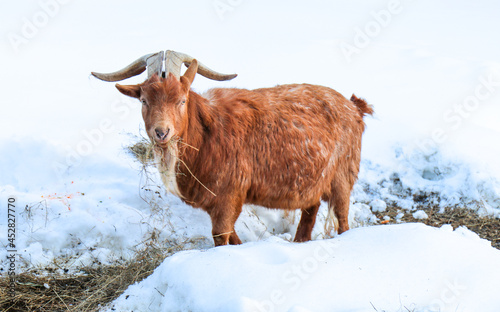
left=350, top=94, right=374, bottom=118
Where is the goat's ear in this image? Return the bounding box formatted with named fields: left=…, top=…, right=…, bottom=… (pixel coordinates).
left=180, top=59, right=198, bottom=89
left=115, top=83, right=141, bottom=98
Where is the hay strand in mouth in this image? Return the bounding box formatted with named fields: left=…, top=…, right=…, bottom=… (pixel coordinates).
left=177, top=158, right=217, bottom=197
left=129, top=135, right=216, bottom=197
left=167, top=137, right=216, bottom=196
left=177, top=140, right=199, bottom=151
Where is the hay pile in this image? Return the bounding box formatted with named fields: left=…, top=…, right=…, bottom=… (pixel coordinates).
left=0, top=240, right=199, bottom=312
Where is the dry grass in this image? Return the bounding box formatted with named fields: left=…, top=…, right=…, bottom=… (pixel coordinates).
left=126, top=136, right=155, bottom=165
left=0, top=239, right=201, bottom=312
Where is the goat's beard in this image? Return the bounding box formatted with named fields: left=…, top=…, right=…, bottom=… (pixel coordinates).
left=153, top=140, right=181, bottom=197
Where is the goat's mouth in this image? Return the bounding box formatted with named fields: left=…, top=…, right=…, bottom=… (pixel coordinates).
left=153, top=138, right=173, bottom=147
left=154, top=135, right=179, bottom=149
left=149, top=128, right=175, bottom=146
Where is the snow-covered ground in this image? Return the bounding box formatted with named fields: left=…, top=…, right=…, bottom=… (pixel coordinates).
left=106, top=223, right=500, bottom=312
left=1, top=0, right=500, bottom=311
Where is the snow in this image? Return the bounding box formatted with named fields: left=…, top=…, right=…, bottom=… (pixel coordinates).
left=1, top=0, right=500, bottom=311
left=413, top=210, right=429, bottom=219
left=369, top=199, right=387, bottom=212
left=352, top=145, right=500, bottom=216
left=105, top=223, right=500, bottom=312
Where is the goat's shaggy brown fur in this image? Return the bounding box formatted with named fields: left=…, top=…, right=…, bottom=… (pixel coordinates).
left=116, top=60, right=373, bottom=246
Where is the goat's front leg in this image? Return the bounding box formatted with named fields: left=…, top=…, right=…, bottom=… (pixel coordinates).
left=209, top=199, right=243, bottom=246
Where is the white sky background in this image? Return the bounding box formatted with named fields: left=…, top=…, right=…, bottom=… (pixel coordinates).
left=1, top=0, right=499, bottom=171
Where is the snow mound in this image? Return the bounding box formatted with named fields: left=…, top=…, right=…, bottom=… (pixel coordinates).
left=105, top=223, right=500, bottom=312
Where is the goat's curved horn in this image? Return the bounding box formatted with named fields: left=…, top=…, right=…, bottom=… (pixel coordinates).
left=91, top=53, right=157, bottom=82
left=166, top=50, right=237, bottom=81
left=92, top=50, right=237, bottom=82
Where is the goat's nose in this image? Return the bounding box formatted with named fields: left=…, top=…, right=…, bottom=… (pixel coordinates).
left=155, top=127, right=170, bottom=141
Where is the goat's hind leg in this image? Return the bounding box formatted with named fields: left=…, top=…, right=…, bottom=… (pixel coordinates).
left=329, top=179, right=352, bottom=235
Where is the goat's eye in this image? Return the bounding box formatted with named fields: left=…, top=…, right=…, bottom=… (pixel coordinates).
left=179, top=99, right=186, bottom=105
left=141, top=99, right=148, bottom=106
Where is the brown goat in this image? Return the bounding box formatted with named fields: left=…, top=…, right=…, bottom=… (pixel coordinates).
left=113, top=59, right=372, bottom=246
